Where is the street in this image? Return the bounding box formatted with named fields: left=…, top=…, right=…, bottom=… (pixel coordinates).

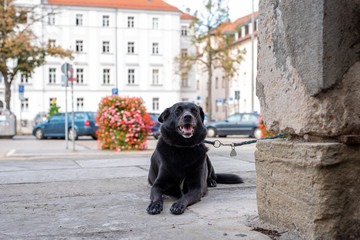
left=0, top=136, right=273, bottom=240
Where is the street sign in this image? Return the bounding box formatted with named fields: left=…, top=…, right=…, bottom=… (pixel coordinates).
left=18, top=85, right=24, bottom=93
left=19, top=84, right=24, bottom=101
left=61, top=63, right=73, bottom=78
left=216, top=98, right=222, bottom=106
left=61, top=75, right=68, bottom=87
left=112, top=88, right=118, bottom=95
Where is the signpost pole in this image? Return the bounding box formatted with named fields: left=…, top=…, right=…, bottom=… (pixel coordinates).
left=65, top=76, right=68, bottom=150
left=61, top=63, right=73, bottom=150
left=71, top=80, right=75, bottom=151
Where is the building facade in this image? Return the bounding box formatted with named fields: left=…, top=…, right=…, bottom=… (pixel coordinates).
left=4, top=0, right=196, bottom=132
left=196, top=12, right=260, bottom=121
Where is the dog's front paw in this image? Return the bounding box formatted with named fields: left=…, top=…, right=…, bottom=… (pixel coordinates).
left=147, top=200, right=163, bottom=215
left=207, top=179, right=217, bottom=187
left=170, top=202, right=186, bottom=215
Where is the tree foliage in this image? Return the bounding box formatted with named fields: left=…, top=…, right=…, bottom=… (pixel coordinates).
left=175, top=0, right=244, bottom=121
left=0, top=0, right=73, bottom=110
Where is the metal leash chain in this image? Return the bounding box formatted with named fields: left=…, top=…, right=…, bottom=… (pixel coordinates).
left=203, top=133, right=288, bottom=157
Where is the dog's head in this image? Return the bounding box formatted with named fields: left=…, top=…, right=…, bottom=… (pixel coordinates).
left=158, top=102, right=206, bottom=146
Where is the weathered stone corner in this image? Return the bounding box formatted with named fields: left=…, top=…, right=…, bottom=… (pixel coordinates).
left=255, top=139, right=360, bottom=239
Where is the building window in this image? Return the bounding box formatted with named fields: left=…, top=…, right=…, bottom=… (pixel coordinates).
left=77, top=98, right=84, bottom=111
left=48, top=13, right=55, bottom=25
left=245, top=24, right=249, bottom=35
left=152, top=43, right=159, bottom=54
left=76, top=14, right=83, bottom=26
left=128, top=69, right=135, bottom=84
left=76, top=40, right=83, bottom=52
left=127, top=42, right=134, bottom=54
left=102, top=41, right=110, bottom=53
left=48, top=39, right=56, bottom=48
left=215, top=77, right=218, bottom=89
left=128, top=16, right=134, bottom=28
left=102, top=15, right=109, bottom=27
left=181, top=48, right=188, bottom=57
left=103, top=69, right=110, bottom=84
left=21, top=98, right=29, bottom=111
left=152, top=69, right=159, bottom=85
left=152, top=17, right=158, bottom=29
left=49, top=68, right=56, bottom=84
left=181, top=26, right=188, bottom=36
left=181, top=73, right=188, bottom=87
left=222, top=76, right=225, bottom=88
left=152, top=98, right=159, bottom=111
left=20, top=73, right=28, bottom=84
left=76, top=68, right=84, bottom=84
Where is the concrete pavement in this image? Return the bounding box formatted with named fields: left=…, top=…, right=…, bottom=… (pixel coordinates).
left=0, top=136, right=299, bottom=239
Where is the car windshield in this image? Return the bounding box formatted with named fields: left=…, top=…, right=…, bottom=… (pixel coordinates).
left=227, top=114, right=241, bottom=122
left=49, top=114, right=64, bottom=122
left=88, top=112, right=96, bottom=119
left=150, top=114, right=159, bottom=122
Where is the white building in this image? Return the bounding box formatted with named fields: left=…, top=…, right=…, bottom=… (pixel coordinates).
left=3, top=0, right=196, bottom=132
left=196, top=12, right=260, bottom=121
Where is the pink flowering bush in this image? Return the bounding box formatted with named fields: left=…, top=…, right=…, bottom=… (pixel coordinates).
left=96, top=96, right=151, bottom=151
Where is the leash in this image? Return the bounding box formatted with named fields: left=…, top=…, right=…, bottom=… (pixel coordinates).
left=203, top=133, right=288, bottom=157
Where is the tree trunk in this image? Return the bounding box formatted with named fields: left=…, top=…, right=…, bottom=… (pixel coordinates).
left=4, top=73, right=12, bottom=111
left=207, top=50, right=213, bottom=122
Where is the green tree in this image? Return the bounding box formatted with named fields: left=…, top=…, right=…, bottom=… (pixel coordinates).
left=0, top=0, right=73, bottom=110
left=175, top=0, right=244, bottom=121
left=48, top=98, right=60, bottom=117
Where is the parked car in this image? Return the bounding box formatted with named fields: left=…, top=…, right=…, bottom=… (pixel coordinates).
left=32, top=112, right=98, bottom=140
left=205, top=113, right=261, bottom=138
left=149, top=113, right=160, bottom=139
left=32, top=112, right=48, bottom=127
left=204, top=113, right=216, bottom=124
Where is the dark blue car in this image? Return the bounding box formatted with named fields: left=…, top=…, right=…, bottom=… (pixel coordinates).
left=205, top=113, right=261, bottom=138
left=149, top=113, right=160, bottom=139
left=32, top=112, right=98, bottom=140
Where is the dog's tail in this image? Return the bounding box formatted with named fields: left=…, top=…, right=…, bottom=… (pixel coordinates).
left=215, top=173, right=243, bottom=184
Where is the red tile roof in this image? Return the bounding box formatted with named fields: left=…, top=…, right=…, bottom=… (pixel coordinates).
left=217, top=12, right=259, bottom=33
left=180, top=13, right=194, bottom=20
left=47, top=0, right=181, bottom=12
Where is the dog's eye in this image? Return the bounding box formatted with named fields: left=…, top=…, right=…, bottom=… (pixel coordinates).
left=175, top=108, right=182, bottom=115
left=191, top=108, right=198, bottom=114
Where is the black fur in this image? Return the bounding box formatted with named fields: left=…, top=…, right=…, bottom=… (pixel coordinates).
left=147, top=102, right=243, bottom=215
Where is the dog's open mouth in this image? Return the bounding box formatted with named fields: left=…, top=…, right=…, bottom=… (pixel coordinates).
left=178, top=124, right=195, bottom=138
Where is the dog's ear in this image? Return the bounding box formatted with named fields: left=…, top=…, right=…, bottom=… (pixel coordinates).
left=198, top=106, right=205, bottom=123
left=158, top=108, right=170, bottom=123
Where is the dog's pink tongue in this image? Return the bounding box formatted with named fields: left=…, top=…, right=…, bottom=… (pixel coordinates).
left=183, top=125, right=194, bottom=134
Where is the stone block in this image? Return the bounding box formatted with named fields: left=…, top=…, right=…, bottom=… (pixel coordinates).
left=255, top=139, right=360, bottom=240
left=256, top=0, right=360, bottom=137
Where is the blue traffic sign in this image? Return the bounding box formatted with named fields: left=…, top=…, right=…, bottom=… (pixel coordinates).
left=112, top=88, right=118, bottom=95
left=18, top=85, right=24, bottom=93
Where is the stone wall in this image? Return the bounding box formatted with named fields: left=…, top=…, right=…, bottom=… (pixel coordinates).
left=256, top=0, right=360, bottom=137
left=255, top=0, right=360, bottom=239
left=256, top=140, right=360, bottom=239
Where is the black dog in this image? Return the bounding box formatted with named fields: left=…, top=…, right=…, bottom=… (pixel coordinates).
left=147, top=102, right=243, bottom=215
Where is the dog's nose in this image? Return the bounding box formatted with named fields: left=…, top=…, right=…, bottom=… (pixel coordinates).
left=184, top=114, right=192, bottom=121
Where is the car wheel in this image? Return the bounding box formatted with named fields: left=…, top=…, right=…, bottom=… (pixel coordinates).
left=91, top=135, right=97, bottom=140
left=251, top=128, right=262, bottom=139
left=35, top=128, right=44, bottom=140
left=68, top=128, right=78, bottom=140
left=207, top=127, right=217, bottom=138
